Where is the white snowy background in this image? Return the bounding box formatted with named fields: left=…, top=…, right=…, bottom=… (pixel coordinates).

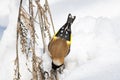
left=0, top=0, right=120, bottom=80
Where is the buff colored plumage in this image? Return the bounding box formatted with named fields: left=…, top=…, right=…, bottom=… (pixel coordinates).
left=48, top=13, right=76, bottom=70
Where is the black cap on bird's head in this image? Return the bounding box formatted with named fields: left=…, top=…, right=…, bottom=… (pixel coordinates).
left=52, top=61, right=63, bottom=70
left=67, top=13, right=76, bottom=24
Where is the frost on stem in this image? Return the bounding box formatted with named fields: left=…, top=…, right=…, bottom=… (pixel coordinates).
left=14, top=0, right=56, bottom=80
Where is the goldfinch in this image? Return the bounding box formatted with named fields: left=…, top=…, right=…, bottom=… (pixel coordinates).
left=48, top=13, right=76, bottom=70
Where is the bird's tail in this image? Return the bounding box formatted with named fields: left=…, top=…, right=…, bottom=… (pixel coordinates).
left=55, top=13, right=76, bottom=41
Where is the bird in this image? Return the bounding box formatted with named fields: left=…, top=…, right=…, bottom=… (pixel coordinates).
left=48, top=13, right=76, bottom=70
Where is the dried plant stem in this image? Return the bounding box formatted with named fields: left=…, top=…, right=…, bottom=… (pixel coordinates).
left=14, top=26, right=20, bottom=80
left=15, top=0, right=57, bottom=80
left=29, top=0, right=38, bottom=80
left=45, top=0, right=55, bottom=34
left=14, top=0, right=23, bottom=79
left=35, top=0, right=46, bottom=53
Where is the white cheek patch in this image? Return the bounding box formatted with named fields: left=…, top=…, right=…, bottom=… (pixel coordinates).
left=53, top=59, right=62, bottom=66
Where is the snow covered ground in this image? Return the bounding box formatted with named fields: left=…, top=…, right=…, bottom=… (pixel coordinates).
left=0, top=0, right=120, bottom=80
left=59, top=16, right=120, bottom=80
left=0, top=27, right=6, bottom=39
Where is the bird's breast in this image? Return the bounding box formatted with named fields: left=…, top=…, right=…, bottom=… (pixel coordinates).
left=48, top=37, right=70, bottom=59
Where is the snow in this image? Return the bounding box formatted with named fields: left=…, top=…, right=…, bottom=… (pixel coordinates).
left=65, top=57, right=120, bottom=80
left=0, top=0, right=120, bottom=80
left=0, top=0, right=9, bottom=27
left=58, top=17, right=120, bottom=80
left=0, top=27, right=6, bottom=39
left=0, top=0, right=19, bottom=79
